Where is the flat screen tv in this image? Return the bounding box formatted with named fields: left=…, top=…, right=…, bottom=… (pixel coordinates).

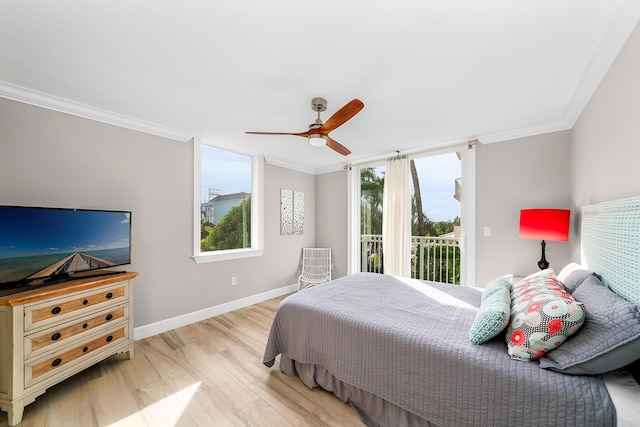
left=0, top=205, right=131, bottom=290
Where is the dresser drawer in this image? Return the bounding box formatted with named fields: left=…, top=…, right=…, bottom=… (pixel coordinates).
left=24, top=282, right=127, bottom=332
left=0, top=272, right=137, bottom=427
left=25, top=326, right=127, bottom=388
left=24, top=305, right=128, bottom=360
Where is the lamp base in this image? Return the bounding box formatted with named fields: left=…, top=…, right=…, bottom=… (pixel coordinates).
left=538, top=240, right=549, bottom=270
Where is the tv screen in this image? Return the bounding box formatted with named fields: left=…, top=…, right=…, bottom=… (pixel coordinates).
left=0, top=205, right=131, bottom=289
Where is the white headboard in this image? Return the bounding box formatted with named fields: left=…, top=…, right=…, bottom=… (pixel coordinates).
left=582, top=196, right=640, bottom=305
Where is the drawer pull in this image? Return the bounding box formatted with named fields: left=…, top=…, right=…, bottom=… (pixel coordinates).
left=83, top=346, right=89, bottom=353
left=106, top=292, right=113, bottom=299
left=83, top=299, right=88, bottom=305
left=51, top=307, right=61, bottom=315
left=52, top=358, right=62, bottom=367
left=106, top=335, right=113, bottom=342
left=106, top=314, right=113, bottom=321
left=51, top=332, right=61, bottom=341
left=82, top=323, right=88, bottom=329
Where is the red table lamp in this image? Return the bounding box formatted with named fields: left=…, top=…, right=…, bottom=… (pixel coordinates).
left=519, top=209, right=570, bottom=270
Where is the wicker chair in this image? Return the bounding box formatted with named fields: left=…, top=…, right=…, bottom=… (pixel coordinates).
left=298, top=248, right=332, bottom=291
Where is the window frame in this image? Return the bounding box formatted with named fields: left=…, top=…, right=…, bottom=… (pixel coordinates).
left=347, top=144, right=475, bottom=285
left=192, top=138, right=264, bottom=264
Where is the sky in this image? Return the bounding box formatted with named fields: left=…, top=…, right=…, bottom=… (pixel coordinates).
left=200, top=146, right=461, bottom=222
left=0, top=207, right=131, bottom=259
left=370, top=152, right=461, bottom=222
left=200, top=146, right=251, bottom=201
left=413, top=152, right=461, bottom=222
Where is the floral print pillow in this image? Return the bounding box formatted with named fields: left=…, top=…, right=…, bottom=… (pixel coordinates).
left=505, top=269, right=586, bottom=362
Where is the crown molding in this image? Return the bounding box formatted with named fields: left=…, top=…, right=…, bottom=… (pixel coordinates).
left=0, top=81, right=191, bottom=143
left=264, top=155, right=317, bottom=175
left=563, top=0, right=640, bottom=127
left=314, top=163, right=346, bottom=175
left=478, top=120, right=572, bottom=145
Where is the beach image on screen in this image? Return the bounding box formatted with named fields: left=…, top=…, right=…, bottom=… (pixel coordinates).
left=0, top=207, right=131, bottom=284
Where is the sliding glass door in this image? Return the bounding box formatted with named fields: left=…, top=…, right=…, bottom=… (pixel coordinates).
left=349, top=146, right=475, bottom=286
left=408, top=154, right=461, bottom=284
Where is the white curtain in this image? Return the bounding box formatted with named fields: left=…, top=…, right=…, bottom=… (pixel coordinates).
left=382, top=156, right=411, bottom=276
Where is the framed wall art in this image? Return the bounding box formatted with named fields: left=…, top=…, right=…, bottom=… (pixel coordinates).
left=281, top=188, right=304, bottom=235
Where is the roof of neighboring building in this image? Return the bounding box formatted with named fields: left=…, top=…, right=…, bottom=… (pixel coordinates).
left=208, top=192, right=249, bottom=203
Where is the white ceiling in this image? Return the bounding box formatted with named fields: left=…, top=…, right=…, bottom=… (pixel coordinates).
left=1, top=1, right=640, bottom=173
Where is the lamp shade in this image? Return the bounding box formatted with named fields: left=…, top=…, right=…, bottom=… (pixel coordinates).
left=519, top=209, right=570, bottom=242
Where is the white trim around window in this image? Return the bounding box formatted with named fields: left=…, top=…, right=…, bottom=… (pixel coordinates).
left=460, top=144, right=476, bottom=286
left=192, top=138, right=264, bottom=264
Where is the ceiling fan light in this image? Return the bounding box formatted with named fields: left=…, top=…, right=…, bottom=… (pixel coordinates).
left=309, top=134, right=327, bottom=147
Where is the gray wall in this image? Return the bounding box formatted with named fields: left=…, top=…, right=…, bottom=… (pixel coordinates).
left=0, top=98, right=315, bottom=328
left=475, top=19, right=640, bottom=282
left=315, top=134, right=576, bottom=289
left=315, top=170, right=348, bottom=279
left=570, top=21, right=640, bottom=260
left=475, top=131, right=572, bottom=286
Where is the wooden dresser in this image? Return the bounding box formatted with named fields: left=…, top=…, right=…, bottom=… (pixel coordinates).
left=0, top=272, right=137, bottom=426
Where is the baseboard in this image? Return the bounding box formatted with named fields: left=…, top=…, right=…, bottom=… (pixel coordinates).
left=133, top=283, right=297, bottom=340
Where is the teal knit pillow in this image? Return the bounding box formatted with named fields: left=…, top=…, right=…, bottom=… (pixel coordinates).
left=481, top=275, right=513, bottom=302
left=469, top=283, right=511, bottom=345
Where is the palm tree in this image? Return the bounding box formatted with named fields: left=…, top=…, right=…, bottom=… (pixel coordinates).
left=360, top=167, right=384, bottom=235
left=410, top=159, right=426, bottom=236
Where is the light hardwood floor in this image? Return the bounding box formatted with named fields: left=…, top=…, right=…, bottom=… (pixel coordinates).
left=0, top=295, right=362, bottom=427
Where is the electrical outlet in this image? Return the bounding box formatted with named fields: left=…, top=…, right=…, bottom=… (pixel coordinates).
left=231, top=276, right=237, bottom=286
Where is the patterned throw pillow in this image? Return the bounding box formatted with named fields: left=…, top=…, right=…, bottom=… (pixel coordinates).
left=505, top=269, right=586, bottom=362
left=469, top=281, right=511, bottom=345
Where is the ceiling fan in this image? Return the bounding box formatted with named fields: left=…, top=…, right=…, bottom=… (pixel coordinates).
left=246, top=97, right=364, bottom=156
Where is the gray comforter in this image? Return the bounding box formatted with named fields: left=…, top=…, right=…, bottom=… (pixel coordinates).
left=263, top=273, right=615, bottom=427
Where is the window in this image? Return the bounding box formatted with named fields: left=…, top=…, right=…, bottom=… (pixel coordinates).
left=193, top=140, right=263, bottom=263
left=360, top=165, right=384, bottom=274
left=347, top=144, right=475, bottom=285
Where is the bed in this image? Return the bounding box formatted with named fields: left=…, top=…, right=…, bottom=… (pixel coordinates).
left=263, top=197, right=640, bottom=427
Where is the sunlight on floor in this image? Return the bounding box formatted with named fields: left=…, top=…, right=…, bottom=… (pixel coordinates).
left=109, top=382, right=201, bottom=427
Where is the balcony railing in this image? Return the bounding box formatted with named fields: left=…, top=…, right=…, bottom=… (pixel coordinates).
left=361, top=234, right=461, bottom=285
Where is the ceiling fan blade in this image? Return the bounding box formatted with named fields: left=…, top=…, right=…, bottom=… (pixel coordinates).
left=245, top=130, right=310, bottom=137
left=326, top=136, right=351, bottom=156
left=320, top=99, right=364, bottom=133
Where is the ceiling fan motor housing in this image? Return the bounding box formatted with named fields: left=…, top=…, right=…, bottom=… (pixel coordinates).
left=311, top=97, right=327, bottom=112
